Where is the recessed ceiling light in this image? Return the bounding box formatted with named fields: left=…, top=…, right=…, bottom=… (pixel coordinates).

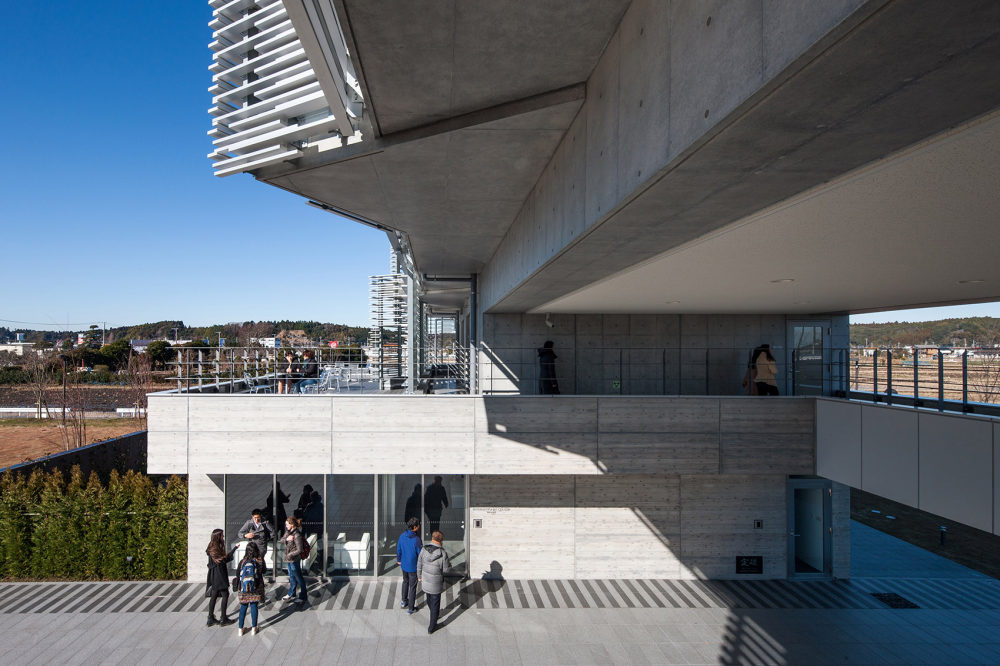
left=770, top=278, right=795, bottom=283
left=958, top=279, right=985, bottom=284
left=664, top=300, right=680, bottom=304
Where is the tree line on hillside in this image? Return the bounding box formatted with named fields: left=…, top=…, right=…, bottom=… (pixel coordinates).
left=850, top=317, right=1000, bottom=348
left=1, top=320, right=370, bottom=348
left=0, top=468, right=187, bottom=580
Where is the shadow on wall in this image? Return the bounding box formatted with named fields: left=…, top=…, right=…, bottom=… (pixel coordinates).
left=468, top=474, right=790, bottom=582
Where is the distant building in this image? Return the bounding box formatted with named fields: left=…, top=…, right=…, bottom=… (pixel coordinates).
left=249, top=337, right=281, bottom=349
left=0, top=342, right=36, bottom=357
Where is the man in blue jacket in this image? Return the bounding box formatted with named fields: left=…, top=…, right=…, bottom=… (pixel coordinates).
left=396, top=517, right=422, bottom=614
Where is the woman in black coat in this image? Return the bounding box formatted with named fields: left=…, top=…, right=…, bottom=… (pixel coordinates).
left=206, top=529, right=237, bottom=626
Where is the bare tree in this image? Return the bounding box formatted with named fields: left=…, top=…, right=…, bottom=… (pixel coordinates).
left=22, top=351, right=53, bottom=420
left=968, top=353, right=1000, bottom=405
left=60, top=375, right=90, bottom=450
left=122, top=351, right=152, bottom=430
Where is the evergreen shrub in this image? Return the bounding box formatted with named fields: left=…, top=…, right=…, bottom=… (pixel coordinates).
left=0, top=467, right=186, bottom=580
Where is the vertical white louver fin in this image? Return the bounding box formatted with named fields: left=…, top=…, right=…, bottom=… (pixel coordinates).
left=207, top=0, right=363, bottom=177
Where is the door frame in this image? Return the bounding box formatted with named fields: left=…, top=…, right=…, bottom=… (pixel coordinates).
left=786, top=477, right=833, bottom=580
left=786, top=319, right=832, bottom=396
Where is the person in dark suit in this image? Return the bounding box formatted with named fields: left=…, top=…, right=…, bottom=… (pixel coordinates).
left=424, top=476, right=449, bottom=533
left=404, top=484, right=422, bottom=524
left=238, top=509, right=274, bottom=561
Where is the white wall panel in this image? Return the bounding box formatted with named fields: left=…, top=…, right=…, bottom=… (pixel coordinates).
left=332, top=432, right=473, bottom=474
left=861, top=406, right=918, bottom=506
left=919, top=412, right=993, bottom=532
left=815, top=399, right=861, bottom=487
left=146, top=431, right=187, bottom=475
left=187, top=474, right=225, bottom=580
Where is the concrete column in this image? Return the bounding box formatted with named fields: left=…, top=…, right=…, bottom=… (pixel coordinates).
left=187, top=473, right=225, bottom=581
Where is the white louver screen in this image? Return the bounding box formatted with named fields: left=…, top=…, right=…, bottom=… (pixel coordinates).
left=207, top=0, right=360, bottom=177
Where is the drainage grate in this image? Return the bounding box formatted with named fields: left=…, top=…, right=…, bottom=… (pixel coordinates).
left=871, top=592, right=920, bottom=609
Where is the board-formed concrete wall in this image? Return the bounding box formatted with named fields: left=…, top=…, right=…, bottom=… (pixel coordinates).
left=468, top=473, right=851, bottom=580
left=149, top=394, right=816, bottom=479
left=817, top=399, right=1000, bottom=535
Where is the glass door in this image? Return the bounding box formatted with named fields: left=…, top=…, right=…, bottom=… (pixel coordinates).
left=425, top=474, right=467, bottom=576
left=788, top=321, right=829, bottom=395
left=378, top=474, right=422, bottom=576
left=787, top=479, right=831, bottom=579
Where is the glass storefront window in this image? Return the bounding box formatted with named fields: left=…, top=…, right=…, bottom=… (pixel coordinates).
left=224, top=474, right=276, bottom=573
left=278, top=474, right=324, bottom=576
left=326, top=475, right=375, bottom=577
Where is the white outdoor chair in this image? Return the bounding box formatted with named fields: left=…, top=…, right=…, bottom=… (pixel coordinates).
left=244, top=372, right=272, bottom=394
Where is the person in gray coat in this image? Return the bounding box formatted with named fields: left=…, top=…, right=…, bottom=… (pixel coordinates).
left=417, top=530, right=453, bottom=634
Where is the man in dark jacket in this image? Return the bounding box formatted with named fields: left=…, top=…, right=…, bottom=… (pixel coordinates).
left=294, top=350, right=319, bottom=393
left=238, top=509, right=274, bottom=562
left=424, top=476, right=449, bottom=533
left=418, top=530, right=453, bottom=634
left=396, top=517, right=422, bottom=614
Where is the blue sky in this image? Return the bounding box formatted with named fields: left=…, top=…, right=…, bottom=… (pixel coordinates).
left=1, top=3, right=997, bottom=333
left=0, top=2, right=388, bottom=331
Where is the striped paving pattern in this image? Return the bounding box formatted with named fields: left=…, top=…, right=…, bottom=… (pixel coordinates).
left=0, top=577, right=997, bottom=614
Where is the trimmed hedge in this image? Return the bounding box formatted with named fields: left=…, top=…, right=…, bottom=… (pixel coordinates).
left=0, top=467, right=186, bottom=580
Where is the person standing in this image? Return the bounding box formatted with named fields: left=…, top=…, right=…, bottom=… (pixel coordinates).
left=396, top=517, right=422, bottom=614
left=277, top=351, right=298, bottom=394
left=282, top=516, right=308, bottom=603
left=236, top=541, right=266, bottom=636
left=205, top=529, right=236, bottom=627
left=538, top=340, right=560, bottom=394
left=404, top=484, right=422, bottom=524
left=417, top=530, right=453, bottom=634
left=238, top=509, right=274, bottom=564
left=423, top=476, right=449, bottom=534
left=752, top=344, right=780, bottom=396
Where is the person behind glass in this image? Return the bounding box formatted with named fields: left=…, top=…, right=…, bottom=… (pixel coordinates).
left=294, top=350, right=319, bottom=393
left=236, top=541, right=266, bottom=636
left=418, top=530, right=453, bottom=634
left=296, top=484, right=313, bottom=515
left=303, top=490, right=323, bottom=537
left=745, top=344, right=779, bottom=396
left=404, top=484, right=422, bottom=524
left=238, top=508, right=274, bottom=565
left=538, top=340, right=560, bottom=394
left=424, top=476, right=449, bottom=534
left=281, top=516, right=308, bottom=603
left=277, top=351, right=298, bottom=394
left=396, top=517, right=422, bottom=614
left=205, top=529, right=237, bottom=627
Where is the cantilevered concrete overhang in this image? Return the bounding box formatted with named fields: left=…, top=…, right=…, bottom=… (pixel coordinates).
left=256, top=0, right=1000, bottom=314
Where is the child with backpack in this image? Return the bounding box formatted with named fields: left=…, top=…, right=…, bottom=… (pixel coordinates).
left=234, top=541, right=266, bottom=635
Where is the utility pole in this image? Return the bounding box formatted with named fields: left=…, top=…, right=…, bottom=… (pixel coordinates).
left=171, top=327, right=179, bottom=342
left=101, top=322, right=106, bottom=346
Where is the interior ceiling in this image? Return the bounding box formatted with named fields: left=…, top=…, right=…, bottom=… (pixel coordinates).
left=533, top=111, right=1000, bottom=316
left=340, top=0, right=632, bottom=134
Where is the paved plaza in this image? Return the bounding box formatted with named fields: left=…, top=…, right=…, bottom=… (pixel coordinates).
left=1, top=522, right=998, bottom=664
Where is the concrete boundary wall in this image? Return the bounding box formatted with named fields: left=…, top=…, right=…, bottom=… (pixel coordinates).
left=816, top=398, right=999, bottom=535
left=149, top=394, right=816, bottom=478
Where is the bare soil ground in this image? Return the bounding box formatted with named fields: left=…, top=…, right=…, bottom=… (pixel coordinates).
left=0, top=418, right=144, bottom=468
left=0, top=384, right=164, bottom=412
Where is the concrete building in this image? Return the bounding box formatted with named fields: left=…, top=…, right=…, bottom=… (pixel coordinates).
left=149, top=0, right=1000, bottom=582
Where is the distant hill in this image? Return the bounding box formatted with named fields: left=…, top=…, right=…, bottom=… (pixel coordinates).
left=850, top=317, right=1000, bottom=348
left=0, top=320, right=370, bottom=346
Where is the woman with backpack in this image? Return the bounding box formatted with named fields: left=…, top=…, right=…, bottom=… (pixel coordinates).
left=235, top=541, right=266, bottom=636
left=205, top=529, right=236, bottom=627
left=282, top=516, right=308, bottom=603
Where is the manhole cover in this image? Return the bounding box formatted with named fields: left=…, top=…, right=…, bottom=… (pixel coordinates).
left=871, top=592, right=919, bottom=609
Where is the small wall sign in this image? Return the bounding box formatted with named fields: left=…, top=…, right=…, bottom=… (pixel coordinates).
left=736, top=556, right=763, bottom=574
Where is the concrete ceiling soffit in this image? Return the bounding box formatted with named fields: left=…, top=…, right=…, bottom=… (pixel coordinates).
left=488, top=0, right=1000, bottom=313
left=259, top=86, right=585, bottom=272
left=338, top=0, right=630, bottom=134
